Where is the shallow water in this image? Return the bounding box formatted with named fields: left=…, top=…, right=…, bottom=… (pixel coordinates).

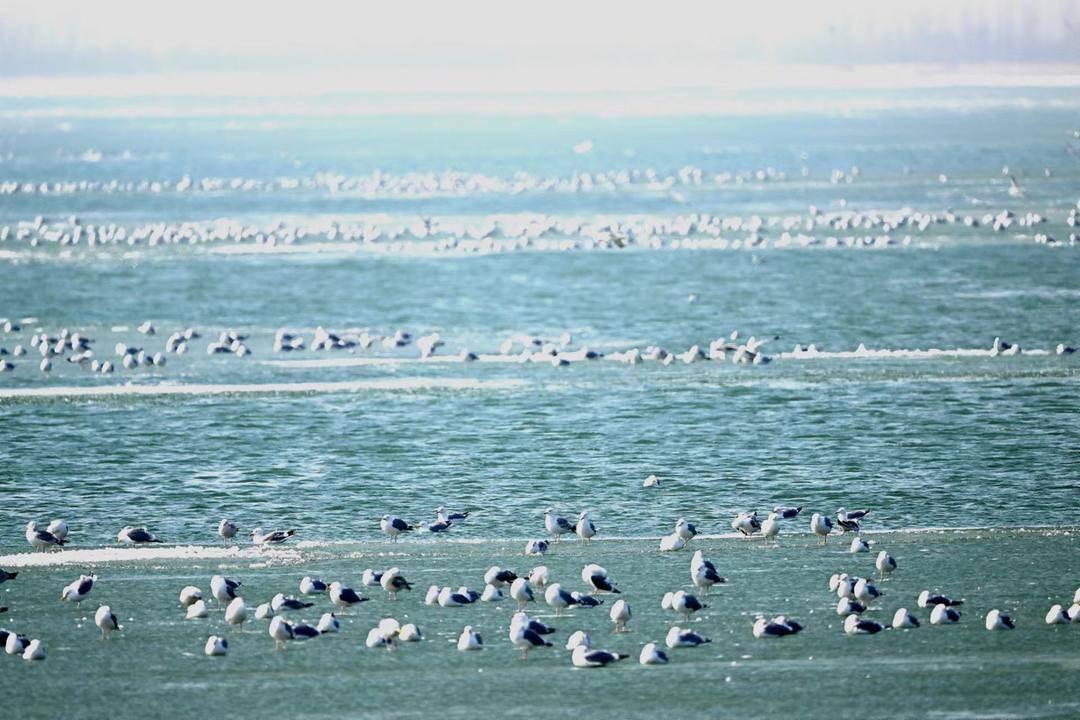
left=1, top=86, right=1079, bottom=717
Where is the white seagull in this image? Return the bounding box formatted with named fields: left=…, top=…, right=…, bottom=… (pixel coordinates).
left=22, top=639, right=45, bottom=661
left=753, top=616, right=803, bottom=638
left=582, top=564, right=619, bottom=594
left=675, top=518, right=697, bottom=542
left=186, top=600, right=209, bottom=619
left=876, top=550, right=897, bottom=578
left=849, top=537, right=872, bottom=554
left=225, top=597, right=248, bottom=629
left=1045, top=604, right=1070, bottom=625
left=639, top=642, right=669, bottom=664
left=380, top=568, right=413, bottom=599
left=268, top=616, right=294, bottom=649
left=46, top=519, right=69, bottom=541
left=544, top=583, right=579, bottom=616
left=61, top=574, right=95, bottom=605
left=985, top=609, right=1015, bottom=630
left=892, top=608, right=920, bottom=629
left=380, top=515, right=412, bottom=542
left=810, top=513, right=833, bottom=545
left=843, top=615, right=884, bottom=635
left=544, top=509, right=575, bottom=542
left=572, top=645, right=628, bottom=667
left=665, top=626, right=710, bottom=648
left=930, top=605, right=961, bottom=625
left=250, top=528, right=296, bottom=545
left=179, top=586, right=203, bottom=608
left=26, top=521, right=66, bottom=551
left=218, top=519, right=238, bottom=542
left=565, top=630, right=590, bottom=651
left=117, top=526, right=162, bottom=544
left=317, top=613, right=340, bottom=634
left=210, top=575, right=241, bottom=603
left=509, top=622, right=553, bottom=659
left=610, top=599, right=631, bottom=632
left=510, top=578, right=535, bottom=609
left=204, top=635, right=229, bottom=656
left=457, top=626, right=483, bottom=651
left=95, top=605, right=121, bottom=639
left=299, top=576, right=328, bottom=595
left=659, top=534, right=686, bottom=552
left=575, top=511, right=597, bottom=541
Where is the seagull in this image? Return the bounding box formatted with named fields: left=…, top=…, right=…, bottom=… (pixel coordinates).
left=435, top=506, right=470, bottom=522
left=457, top=626, right=483, bottom=651
left=299, top=577, right=328, bottom=595
left=271, top=593, right=314, bottom=612
left=581, top=564, right=619, bottom=594
left=424, top=585, right=442, bottom=605
left=849, top=537, right=872, bottom=554
left=254, top=603, right=274, bottom=620
left=292, top=623, right=321, bottom=640
left=570, top=591, right=604, bottom=608
left=1069, top=604, right=1080, bottom=622
left=509, top=622, right=553, bottom=659
left=365, top=627, right=393, bottom=649
left=876, top=551, right=897, bottom=578
left=643, top=474, right=661, bottom=488
left=565, top=630, right=590, bottom=651
left=660, top=534, right=686, bottom=552
left=930, top=605, right=961, bottom=625
left=524, top=539, right=549, bottom=556
left=225, top=597, right=247, bottom=629
left=675, top=518, right=697, bottom=542
left=361, top=569, right=384, bottom=587
left=544, top=509, right=576, bottom=542
left=317, top=613, right=340, bottom=634
left=218, top=519, right=238, bottom=542
left=761, top=513, right=780, bottom=542
left=210, top=575, right=241, bottom=603
left=61, top=574, right=95, bottom=605
left=892, top=608, right=920, bottom=629
left=837, top=597, right=866, bottom=617
left=671, top=591, right=706, bottom=621
left=417, top=519, right=453, bottom=533
left=399, top=623, right=422, bottom=642
left=510, top=578, right=535, bottom=609
left=753, top=616, right=803, bottom=638
left=483, top=566, right=518, bottom=588
left=325, top=581, right=365, bottom=611
left=179, top=586, right=203, bottom=607
left=268, top=616, right=294, bottom=649
left=380, top=515, right=412, bottom=542
left=21, top=639, right=45, bottom=661
left=843, top=615, right=884, bottom=635
left=639, top=642, right=669, bottom=664
left=572, top=645, right=628, bottom=667
left=836, top=508, right=870, bottom=533
left=46, top=519, right=69, bottom=541
left=528, top=566, right=550, bottom=587
left=853, top=579, right=881, bottom=604
left=5, top=632, right=28, bottom=655
left=690, top=551, right=725, bottom=594
left=186, top=600, right=209, bottom=619
left=117, top=526, right=163, bottom=544
left=511, top=612, right=555, bottom=636
left=481, top=585, right=504, bottom=602
left=1045, top=604, right=1070, bottom=625
left=576, top=511, right=597, bottom=541
left=0, top=569, right=19, bottom=584
left=665, top=626, right=710, bottom=648
left=544, top=583, right=579, bottom=616
left=250, top=528, right=296, bottom=545
left=810, top=513, right=833, bottom=545
left=204, top=635, right=229, bottom=656
left=380, top=567, right=412, bottom=599
left=834, top=574, right=858, bottom=599
left=25, top=521, right=66, bottom=551
left=773, top=506, right=802, bottom=519
left=609, top=599, right=631, bottom=632
left=94, top=605, right=121, bottom=639
left=438, top=586, right=477, bottom=607
left=731, top=511, right=761, bottom=537
left=985, top=609, right=1015, bottom=630
left=918, top=591, right=963, bottom=608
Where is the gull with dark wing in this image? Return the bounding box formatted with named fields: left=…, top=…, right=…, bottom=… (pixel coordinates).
left=250, top=528, right=296, bottom=545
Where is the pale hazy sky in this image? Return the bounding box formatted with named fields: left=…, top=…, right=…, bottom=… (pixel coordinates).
left=2, top=0, right=1078, bottom=79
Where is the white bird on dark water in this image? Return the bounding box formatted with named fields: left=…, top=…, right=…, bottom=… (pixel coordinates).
left=918, top=590, right=963, bottom=608
left=773, top=506, right=802, bottom=519
left=211, top=575, right=241, bottom=603
left=380, top=567, right=413, bottom=599
left=639, top=642, right=669, bottom=664
left=892, top=608, right=920, bottom=629
left=317, top=613, right=340, bottom=634
left=844, top=615, right=884, bottom=635
left=268, top=616, right=294, bottom=649
left=849, top=537, right=872, bottom=554
left=61, top=574, right=95, bottom=605
left=435, top=506, right=470, bottom=522
left=46, top=519, right=69, bottom=541
left=544, top=583, right=578, bottom=615
left=186, top=600, right=209, bottom=619
left=544, top=509, right=575, bottom=542
left=985, top=609, right=1015, bottom=630
left=484, top=566, right=518, bottom=588
left=731, top=511, right=761, bottom=537
left=457, top=625, right=483, bottom=651
left=576, top=511, right=597, bottom=541
left=117, top=526, right=162, bottom=544
left=753, top=615, right=803, bottom=638
left=250, top=528, right=296, bottom=545
left=25, top=521, right=66, bottom=551
left=218, top=519, right=238, bottom=542
left=225, top=597, right=248, bottom=629
left=670, top=590, right=706, bottom=621
left=572, top=645, right=628, bottom=667
left=204, top=635, right=228, bottom=656
left=610, top=599, right=631, bottom=632
left=665, top=626, right=710, bottom=648
left=675, top=518, right=697, bottom=542
left=95, top=605, right=121, bottom=638
left=509, top=622, right=553, bottom=659
left=876, top=550, right=897, bottom=578
left=659, top=534, right=686, bottom=552
left=524, top=539, right=549, bottom=555
left=761, top=512, right=780, bottom=542
left=931, top=604, right=962, bottom=625
left=380, top=515, right=412, bottom=542
left=361, top=569, right=384, bottom=587
left=299, top=576, right=327, bottom=595
left=1045, top=604, right=1070, bottom=625
left=581, top=564, right=619, bottom=594
left=810, top=513, right=833, bottom=544
left=271, top=593, right=314, bottom=612
left=565, top=630, right=590, bottom=651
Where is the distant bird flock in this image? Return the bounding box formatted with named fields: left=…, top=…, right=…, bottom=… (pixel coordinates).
left=3, top=499, right=1077, bottom=664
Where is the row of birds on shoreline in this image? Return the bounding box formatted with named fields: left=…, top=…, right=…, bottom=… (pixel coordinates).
left=5, top=535, right=1080, bottom=666
left=22, top=504, right=875, bottom=553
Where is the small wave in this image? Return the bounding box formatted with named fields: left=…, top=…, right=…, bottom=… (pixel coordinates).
left=0, top=377, right=526, bottom=400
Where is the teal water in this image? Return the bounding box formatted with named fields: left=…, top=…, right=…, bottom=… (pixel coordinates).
left=1, top=88, right=1079, bottom=718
